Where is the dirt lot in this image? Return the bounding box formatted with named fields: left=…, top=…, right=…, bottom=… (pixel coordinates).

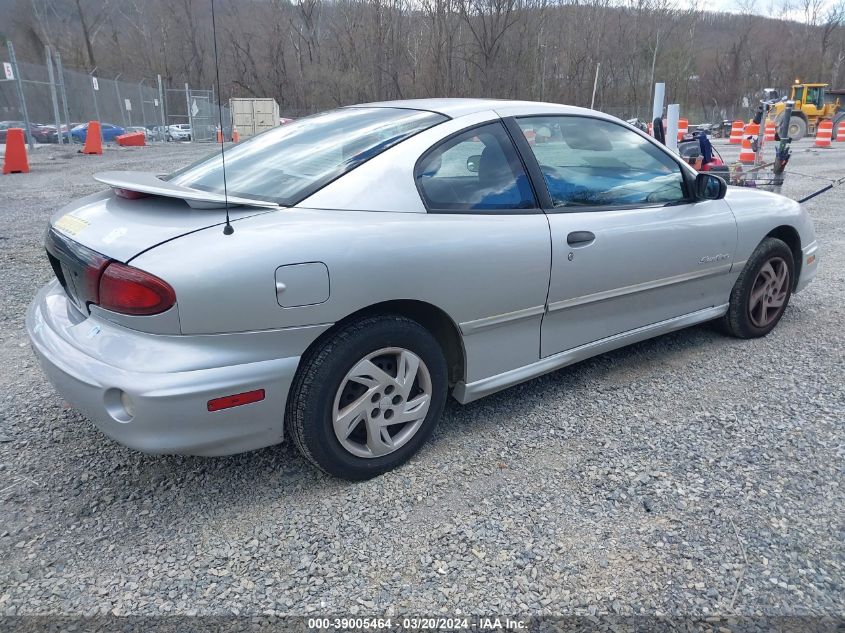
left=0, top=137, right=843, bottom=619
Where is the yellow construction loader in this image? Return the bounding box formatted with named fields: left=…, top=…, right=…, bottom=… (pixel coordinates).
left=764, top=82, right=844, bottom=140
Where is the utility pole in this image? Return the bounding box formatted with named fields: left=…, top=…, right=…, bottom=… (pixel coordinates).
left=647, top=29, right=661, bottom=119
left=590, top=63, right=601, bottom=110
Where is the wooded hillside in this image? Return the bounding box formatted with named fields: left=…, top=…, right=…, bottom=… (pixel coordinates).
left=3, top=0, right=844, bottom=120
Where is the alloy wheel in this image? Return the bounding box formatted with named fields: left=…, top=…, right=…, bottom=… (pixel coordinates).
left=332, top=347, right=432, bottom=459
left=748, top=256, right=790, bottom=328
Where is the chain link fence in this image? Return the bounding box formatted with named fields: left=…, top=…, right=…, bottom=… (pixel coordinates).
left=1, top=42, right=229, bottom=148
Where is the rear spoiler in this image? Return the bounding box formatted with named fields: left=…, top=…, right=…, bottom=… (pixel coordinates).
left=94, top=171, right=280, bottom=210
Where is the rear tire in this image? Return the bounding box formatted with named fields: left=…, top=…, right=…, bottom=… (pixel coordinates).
left=721, top=238, right=794, bottom=339
left=286, top=315, right=447, bottom=480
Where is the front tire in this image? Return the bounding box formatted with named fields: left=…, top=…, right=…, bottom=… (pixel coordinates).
left=787, top=116, right=807, bottom=141
left=721, top=237, right=794, bottom=339
left=287, top=315, right=447, bottom=480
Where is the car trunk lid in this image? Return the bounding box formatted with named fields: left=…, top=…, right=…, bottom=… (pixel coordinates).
left=47, top=173, right=277, bottom=311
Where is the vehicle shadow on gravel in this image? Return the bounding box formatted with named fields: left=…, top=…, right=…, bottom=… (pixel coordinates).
left=436, top=321, right=728, bottom=437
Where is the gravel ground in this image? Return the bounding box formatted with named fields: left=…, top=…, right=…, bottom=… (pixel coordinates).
left=0, top=138, right=843, bottom=619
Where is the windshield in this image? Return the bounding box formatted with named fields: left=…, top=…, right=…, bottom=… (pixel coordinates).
left=169, top=107, right=447, bottom=205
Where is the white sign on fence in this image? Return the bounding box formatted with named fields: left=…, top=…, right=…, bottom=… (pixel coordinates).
left=190, top=99, right=200, bottom=117
left=3, top=62, right=13, bottom=80
left=92, top=76, right=99, bottom=90
left=124, top=99, right=132, bottom=111
left=154, top=99, right=159, bottom=107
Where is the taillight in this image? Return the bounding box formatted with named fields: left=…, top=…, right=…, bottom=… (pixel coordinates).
left=97, top=263, right=176, bottom=316
left=113, top=188, right=150, bottom=200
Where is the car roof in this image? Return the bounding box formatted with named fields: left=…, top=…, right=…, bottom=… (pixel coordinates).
left=351, top=98, right=603, bottom=119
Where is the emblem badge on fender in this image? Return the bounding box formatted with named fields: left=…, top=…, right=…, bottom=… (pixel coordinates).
left=699, top=254, right=731, bottom=264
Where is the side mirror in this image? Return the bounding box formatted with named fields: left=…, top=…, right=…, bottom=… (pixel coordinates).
left=466, top=154, right=481, bottom=173
left=695, top=172, right=727, bottom=200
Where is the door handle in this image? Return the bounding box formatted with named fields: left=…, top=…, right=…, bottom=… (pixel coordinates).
left=567, top=231, right=595, bottom=247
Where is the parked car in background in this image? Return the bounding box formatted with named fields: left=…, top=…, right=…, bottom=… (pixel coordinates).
left=27, top=99, right=818, bottom=480
left=48, top=123, right=83, bottom=144
left=70, top=122, right=126, bottom=144
left=30, top=124, right=58, bottom=144
left=0, top=121, right=26, bottom=143
left=147, top=126, right=167, bottom=142
left=167, top=124, right=192, bottom=141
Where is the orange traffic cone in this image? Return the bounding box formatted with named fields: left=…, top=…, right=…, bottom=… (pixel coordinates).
left=729, top=120, right=744, bottom=144
left=2, top=128, right=30, bottom=174
left=81, top=121, right=102, bottom=155
left=835, top=121, right=845, bottom=142
left=676, top=118, right=688, bottom=142
left=231, top=125, right=240, bottom=143
left=216, top=126, right=223, bottom=143
left=739, top=136, right=756, bottom=164
left=815, top=120, right=833, bottom=148
left=764, top=121, right=776, bottom=141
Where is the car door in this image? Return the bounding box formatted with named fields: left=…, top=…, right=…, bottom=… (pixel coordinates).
left=510, top=115, right=737, bottom=358
left=414, top=119, right=551, bottom=381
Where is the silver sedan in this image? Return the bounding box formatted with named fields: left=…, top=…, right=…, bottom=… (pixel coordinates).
left=27, top=99, right=818, bottom=479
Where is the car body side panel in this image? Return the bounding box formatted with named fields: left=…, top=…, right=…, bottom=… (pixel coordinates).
left=724, top=187, right=818, bottom=287
left=132, top=208, right=552, bottom=383
left=541, top=200, right=738, bottom=356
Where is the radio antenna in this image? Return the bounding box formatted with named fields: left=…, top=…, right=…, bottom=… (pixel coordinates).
left=210, top=0, right=233, bottom=235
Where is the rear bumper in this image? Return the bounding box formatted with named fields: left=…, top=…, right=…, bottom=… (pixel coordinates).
left=26, top=280, right=329, bottom=456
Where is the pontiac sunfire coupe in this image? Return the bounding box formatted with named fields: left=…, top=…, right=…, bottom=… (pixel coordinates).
left=27, top=99, right=819, bottom=479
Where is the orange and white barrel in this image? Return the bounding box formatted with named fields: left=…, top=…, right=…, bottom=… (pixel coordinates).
left=739, top=137, right=756, bottom=164
left=676, top=118, right=689, bottom=142
left=764, top=121, right=776, bottom=141
left=836, top=121, right=845, bottom=142
left=744, top=122, right=760, bottom=138
left=815, top=120, right=833, bottom=148
left=729, top=120, right=744, bottom=144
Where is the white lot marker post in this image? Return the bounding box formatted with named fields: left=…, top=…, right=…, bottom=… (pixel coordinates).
left=666, top=103, right=680, bottom=152
left=651, top=82, right=665, bottom=135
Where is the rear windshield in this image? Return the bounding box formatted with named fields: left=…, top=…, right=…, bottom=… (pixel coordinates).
left=169, top=107, right=447, bottom=206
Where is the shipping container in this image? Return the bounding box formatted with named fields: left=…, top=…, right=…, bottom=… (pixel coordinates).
left=228, top=98, right=280, bottom=138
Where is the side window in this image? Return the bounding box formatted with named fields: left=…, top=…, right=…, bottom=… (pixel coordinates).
left=515, top=116, right=686, bottom=208
left=416, top=122, right=536, bottom=211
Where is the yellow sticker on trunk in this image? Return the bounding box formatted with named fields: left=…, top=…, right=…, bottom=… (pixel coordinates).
left=54, top=214, right=89, bottom=236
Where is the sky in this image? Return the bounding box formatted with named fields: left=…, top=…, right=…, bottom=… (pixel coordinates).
left=675, top=0, right=841, bottom=20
